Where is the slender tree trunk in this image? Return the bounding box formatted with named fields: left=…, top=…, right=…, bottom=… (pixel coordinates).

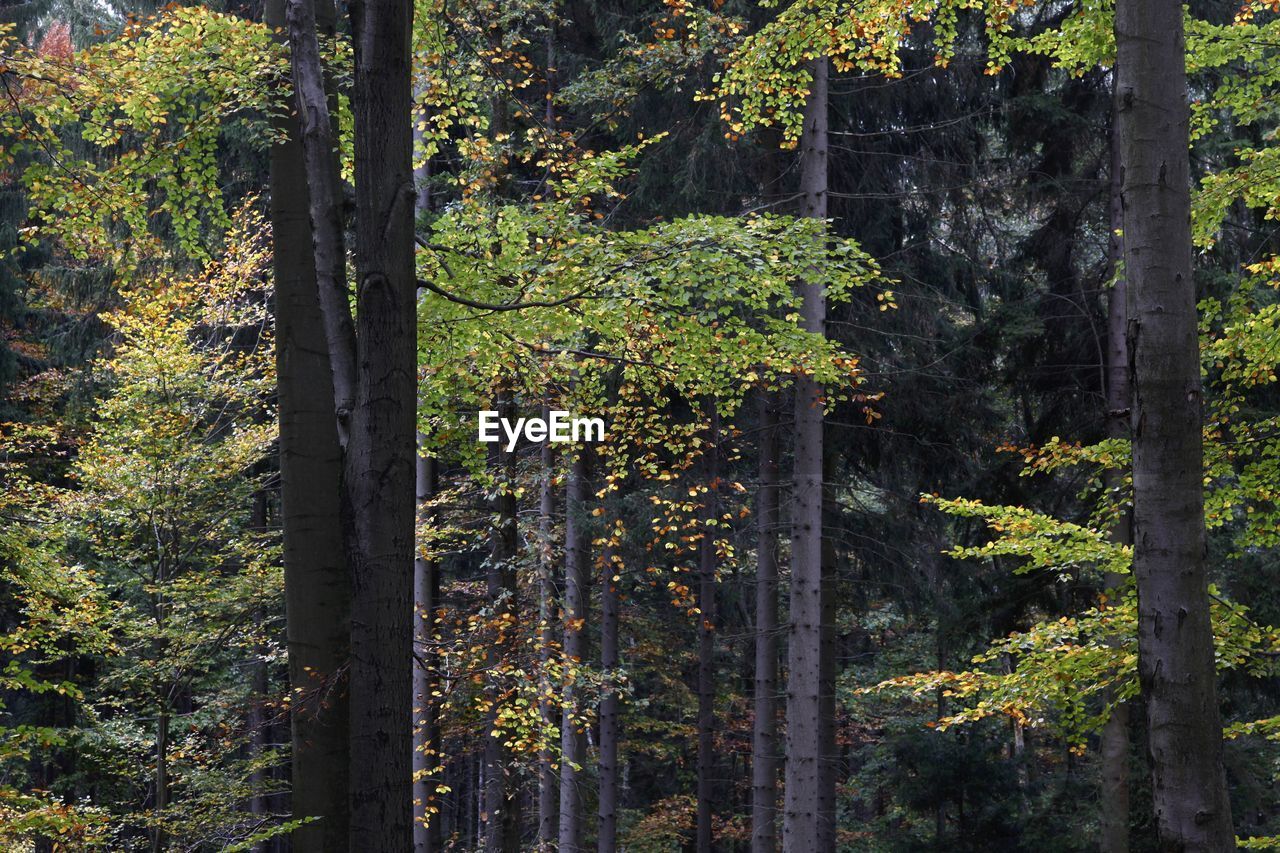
left=598, top=533, right=620, bottom=853
left=538, top=417, right=559, bottom=850
left=152, top=709, right=169, bottom=853
left=784, top=54, right=832, bottom=853
left=285, top=0, right=356, bottom=444
left=267, top=0, right=350, bottom=841
left=414, top=450, right=442, bottom=853
left=696, top=404, right=720, bottom=853
left=1115, top=2, right=1235, bottom=848
left=1099, top=101, right=1131, bottom=853
left=484, top=392, right=521, bottom=853
left=347, top=0, right=417, bottom=841
left=559, top=449, right=590, bottom=853
left=752, top=390, right=780, bottom=853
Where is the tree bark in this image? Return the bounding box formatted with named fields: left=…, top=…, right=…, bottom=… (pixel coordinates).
left=347, top=0, right=417, bottom=842
left=1099, top=99, right=1131, bottom=853
left=414, top=450, right=442, bottom=853
left=1115, top=1, right=1235, bottom=848
left=696, top=403, right=720, bottom=853
left=537, top=419, right=559, bottom=850
left=484, top=391, right=522, bottom=853
left=783, top=54, right=832, bottom=853
left=267, top=0, right=351, bottom=841
left=559, top=449, right=590, bottom=853
left=752, top=390, right=780, bottom=853
left=284, top=0, right=356, bottom=444
left=598, top=535, right=620, bottom=853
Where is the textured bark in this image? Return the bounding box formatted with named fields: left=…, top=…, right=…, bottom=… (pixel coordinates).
left=752, top=390, right=780, bottom=853
left=696, top=404, right=720, bottom=853
left=537, top=420, right=559, bottom=850
left=598, top=536, right=620, bottom=853
left=1099, top=106, right=1131, bottom=853
left=284, top=0, right=355, bottom=443
left=559, top=450, right=590, bottom=853
left=1115, top=1, right=1235, bottom=848
left=484, top=392, right=521, bottom=853
left=267, top=0, right=350, bottom=840
left=347, top=0, right=417, bottom=842
left=783, top=54, right=832, bottom=853
left=414, top=450, right=441, bottom=853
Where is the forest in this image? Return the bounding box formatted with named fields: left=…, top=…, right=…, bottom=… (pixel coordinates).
left=0, top=0, right=1276, bottom=849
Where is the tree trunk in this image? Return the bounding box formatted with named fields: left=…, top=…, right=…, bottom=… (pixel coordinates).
left=1099, top=99, right=1131, bottom=853
left=783, top=54, right=832, bottom=853
left=538, top=418, right=559, bottom=850
left=347, top=0, right=417, bottom=841
left=1115, top=1, right=1235, bottom=848
left=284, top=0, right=356, bottom=445
left=752, top=390, right=780, bottom=853
left=484, top=392, right=521, bottom=853
left=559, top=449, right=590, bottom=853
left=598, top=533, right=620, bottom=853
left=696, top=403, right=720, bottom=853
left=414, top=450, right=442, bottom=853
left=267, top=0, right=351, bottom=841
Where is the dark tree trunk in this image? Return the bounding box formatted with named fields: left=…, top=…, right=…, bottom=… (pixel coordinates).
left=752, top=390, right=780, bottom=853
left=538, top=419, right=559, bottom=850
left=267, top=0, right=351, bottom=841
left=696, top=404, right=720, bottom=853
left=284, top=0, right=355, bottom=445
left=1099, top=100, right=1131, bottom=853
left=559, top=449, right=590, bottom=853
left=414, top=450, right=442, bottom=853
left=347, top=0, right=417, bottom=841
left=598, top=535, right=621, bottom=853
left=1115, top=1, right=1235, bottom=848
left=484, top=392, right=522, bottom=853
left=784, top=54, right=832, bottom=853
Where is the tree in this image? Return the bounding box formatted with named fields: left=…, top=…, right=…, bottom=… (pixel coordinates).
left=1115, top=0, right=1235, bottom=846
left=345, top=0, right=418, bottom=842
left=267, top=1, right=352, bottom=848
left=784, top=54, right=833, bottom=853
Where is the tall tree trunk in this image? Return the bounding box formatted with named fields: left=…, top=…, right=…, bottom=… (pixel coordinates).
left=285, top=0, right=356, bottom=445
left=348, top=0, right=417, bottom=841
left=559, top=449, right=590, bottom=853
left=696, top=404, right=720, bottom=853
left=1099, top=100, right=1131, bottom=853
left=1115, top=2, right=1235, bottom=848
left=484, top=392, right=521, bottom=853
left=783, top=54, right=832, bottom=853
left=268, top=0, right=351, bottom=841
left=538, top=417, right=559, bottom=850
left=414, top=450, right=442, bottom=853
left=152, top=709, right=169, bottom=853
left=598, top=534, right=620, bottom=853
left=752, top=390, right=780, bottom=853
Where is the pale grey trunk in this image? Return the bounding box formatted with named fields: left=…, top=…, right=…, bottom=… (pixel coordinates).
left=1115, top=1, right=1235, bottom=848
left=559, top=450, right=590, bottom=852
left=348, top=0, right=417, bottom=842
left=268, top=0, right=351, bottom=841
left=752, top=390, right=780, bottom=853
left=537, top=418, right=558, bottom=849
left=484, top=393, right=521, bottom=853
left=598, top=536, right=620, bottom=853
left=414, top=449, right=441, bottom=853
left=783, top=54, right=832, bottom=853
left=284, top=0, right=355, bottom=443
left=696, top=404, right=720, bottom=853
left=1099, top=101, right=1131, bottom=853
